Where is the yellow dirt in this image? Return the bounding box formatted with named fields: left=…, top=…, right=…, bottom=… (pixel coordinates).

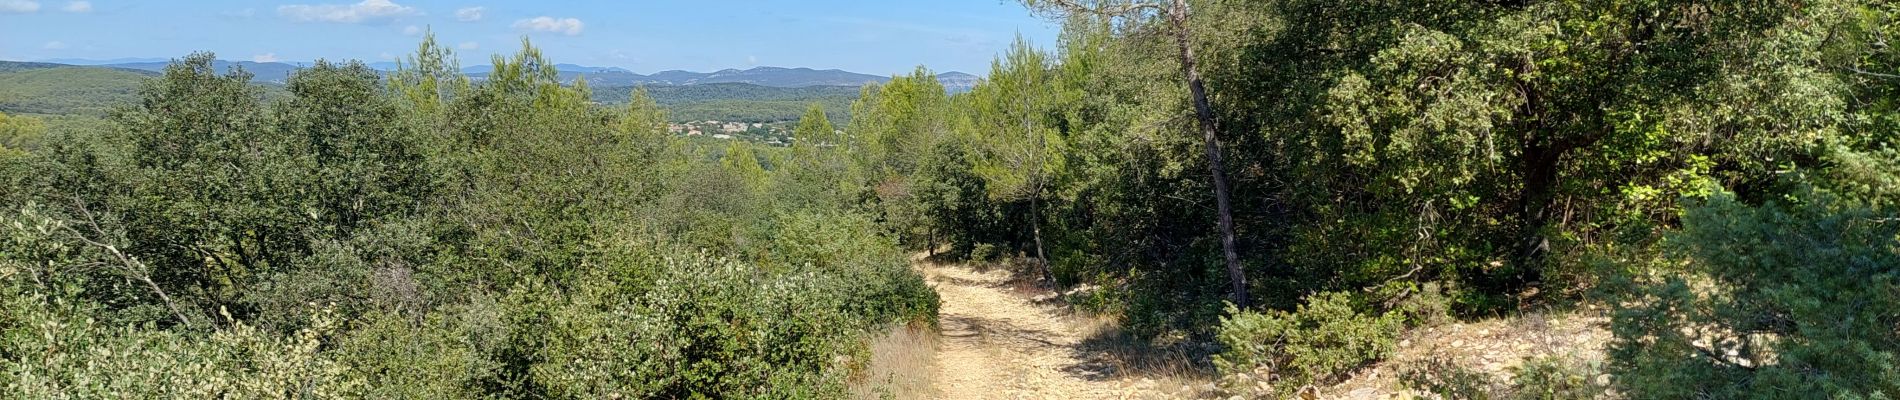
left=918, top=256, right=1210, bottom=400
left=900, top=254, right=1611, bottom=400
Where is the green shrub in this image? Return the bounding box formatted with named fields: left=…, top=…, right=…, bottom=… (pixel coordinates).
left=1400, top=357, right=1498, bottom=400
left=1609, top=188, right=1900, bottom=398
left=0, top=287, right=366, bottom=398
left=969, top=242, right=999, bottom=263
left=518, top=251, right=935, bottom=398
left=1509, top=355, right=1608, bottom=400
left=1384, top=280, right=1453, bottom=328
left=1214, top=291, right=1401, bottom=396
left=1400, top=355, right=1609, bottom=400
left=333, top=310, right=480, bottom=399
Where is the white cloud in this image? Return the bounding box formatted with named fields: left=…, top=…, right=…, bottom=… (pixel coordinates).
left=747, top=55, right=758, bottom=66
left=0, top=0, right=39, bottom=14
left=512, top=16, right=583, bottom=36
left=458, top=41, right=479, bottom=50
left=378, top=52, right=395, bottom=60
left=278, top=0, right=418, bottom=24
left=61, top=0, right=86, bottom=12
left=253, top=53, right=280, bottom=63
left=42, top=41, right=66, bottom=50
left=402, top=25, right=421, bottom=36
left=453, top=6, right=482, bottom=22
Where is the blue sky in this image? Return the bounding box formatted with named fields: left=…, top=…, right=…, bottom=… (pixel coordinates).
left=0, top=0, right=1060, bottom=75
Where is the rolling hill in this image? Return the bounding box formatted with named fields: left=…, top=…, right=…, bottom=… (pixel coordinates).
left=466, top=66, right=891, bottom=88
left=86, top=60, right=304, bottom=84
left=0, top=62, right=155, bottom=116
left=1, top=59, right=981, bottom=122
left=0, top=61, right=859, bottom=122
left=39, top=58, right=979, bottom=92
left=594, top=83, right=861, bottom=123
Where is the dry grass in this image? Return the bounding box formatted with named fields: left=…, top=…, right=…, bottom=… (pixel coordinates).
left=848, top=322, right=941, bottom=400
left=1320, top=308, right=1615, bottom=399
left=1062, top=313, right=1227, bottom=398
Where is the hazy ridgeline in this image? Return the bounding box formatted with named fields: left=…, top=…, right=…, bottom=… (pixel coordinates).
left=2, top=0, right=1898, bottom=398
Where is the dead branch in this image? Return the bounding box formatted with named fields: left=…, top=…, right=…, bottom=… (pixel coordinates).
left=64, top=196, right=197, bottom=330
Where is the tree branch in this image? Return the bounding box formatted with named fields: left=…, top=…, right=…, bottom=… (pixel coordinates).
left=64, top=196, right=197, bottom=330
left=1694, top=343, right=1756, bottom=371
left=1848, top=66, right=1900, bottom=80
left=1032, top=0, right=1167, bottom=20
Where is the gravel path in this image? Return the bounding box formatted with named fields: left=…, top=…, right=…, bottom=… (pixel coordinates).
left=920, top=257, right=1202, bottom=399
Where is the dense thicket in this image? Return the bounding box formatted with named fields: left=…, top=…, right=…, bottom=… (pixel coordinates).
left=856, top=0, right=1898, bottom=396
left=0, top=38, right=935, bottom=398
left=2, top=0, right=1896, bottom=397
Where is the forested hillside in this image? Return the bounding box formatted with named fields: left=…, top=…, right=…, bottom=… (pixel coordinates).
left=852, top=0, right=1898, bottom=397
left=592, top=83, right=859, bottom=123
left=1, top=0, right=1896, bottom=398
left=0, top=62, right=860, bottom=123
left=0, top=64, right=154, bottom=116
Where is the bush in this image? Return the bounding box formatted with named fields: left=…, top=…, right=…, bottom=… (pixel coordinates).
left=968, top=242, right=999, bottom=264
left=519, top=251, right=935, bottom=398
left=1509, top=355, right=1608, bottom=400
left=1399, top=355, right=1609, bottom=400
left=1214, top=291, right=1401, bottom=396
left=1609, top=187, right=1900, bottom=398
left=333, top=310, right=480, bottom=399
left=1400, top=357, right=1498, bottom=400
left=1384, top=280, right=1453, bottom=328
left=0, top=286, right=365, bottom=398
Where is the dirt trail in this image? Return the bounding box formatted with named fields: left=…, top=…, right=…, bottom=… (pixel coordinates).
left=918, top=255, right=1209, bottom=400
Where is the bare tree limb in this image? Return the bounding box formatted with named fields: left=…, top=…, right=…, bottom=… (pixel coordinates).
left=1034, top=0, right=1167, bottom=18
left=1849, top=66, right=1900, bottom=80
left=63, top=196, right=197, bottom=330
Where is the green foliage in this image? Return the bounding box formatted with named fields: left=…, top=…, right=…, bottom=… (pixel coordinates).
left=386, top=31, right=468, bottom=120
left=1214, top=292, right=1401, bottom=396
left=793, top=102, right=835, bottom=145
left=0, top=39, right=940, bottom=397
left=593, top=83, right=858, bottom=123
left=0, top=66, right=152, bottom=116
left=0, top=277, right=364, bottom=398
left=1509, top=355, right=1609, bottom=400
left=0, top=112, right=43, bottom=158
left=968, top=243, right=999, bottom=264
left=331, top=310, right=480, bottom=398
left=774, top=103, right=863, bottom=211
left=909, top=139, right=1003, bottom=258
left=1399, top=355, right=1609, bottom=400
left=967, top=36, right=1066, bottom=205
left=6, top=0, right=1899, bottom=395
left=1609, top=185, right=1900, bottom=399
left=851, top=67, right=951, bottom=180
left=620, top=86, right=670, bottom=137
left=1400, top=357, right=1498, bottom=400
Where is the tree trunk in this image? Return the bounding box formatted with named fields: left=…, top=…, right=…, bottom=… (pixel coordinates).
left=1516, top=141, right=1558, bottom=285
left=1032, top=191, right=1052, bottom=282
left=1027, top=99, right=1054, bottom=283
left=1168, top=0, right=1248, bottom=308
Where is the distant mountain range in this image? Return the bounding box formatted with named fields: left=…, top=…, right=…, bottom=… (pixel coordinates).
left=0, top=60, right=948, bottom=122
left=24, top=58, right=980, bottom=91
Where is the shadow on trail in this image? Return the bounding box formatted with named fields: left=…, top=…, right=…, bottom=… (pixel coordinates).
left=939, top=314, right=1068, bottom=349
left=921, top=251, right=1221, bottom=394
left=1061, top=328, right=1219, bottom=383
left=924, top=254, right=1057, bottom=295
